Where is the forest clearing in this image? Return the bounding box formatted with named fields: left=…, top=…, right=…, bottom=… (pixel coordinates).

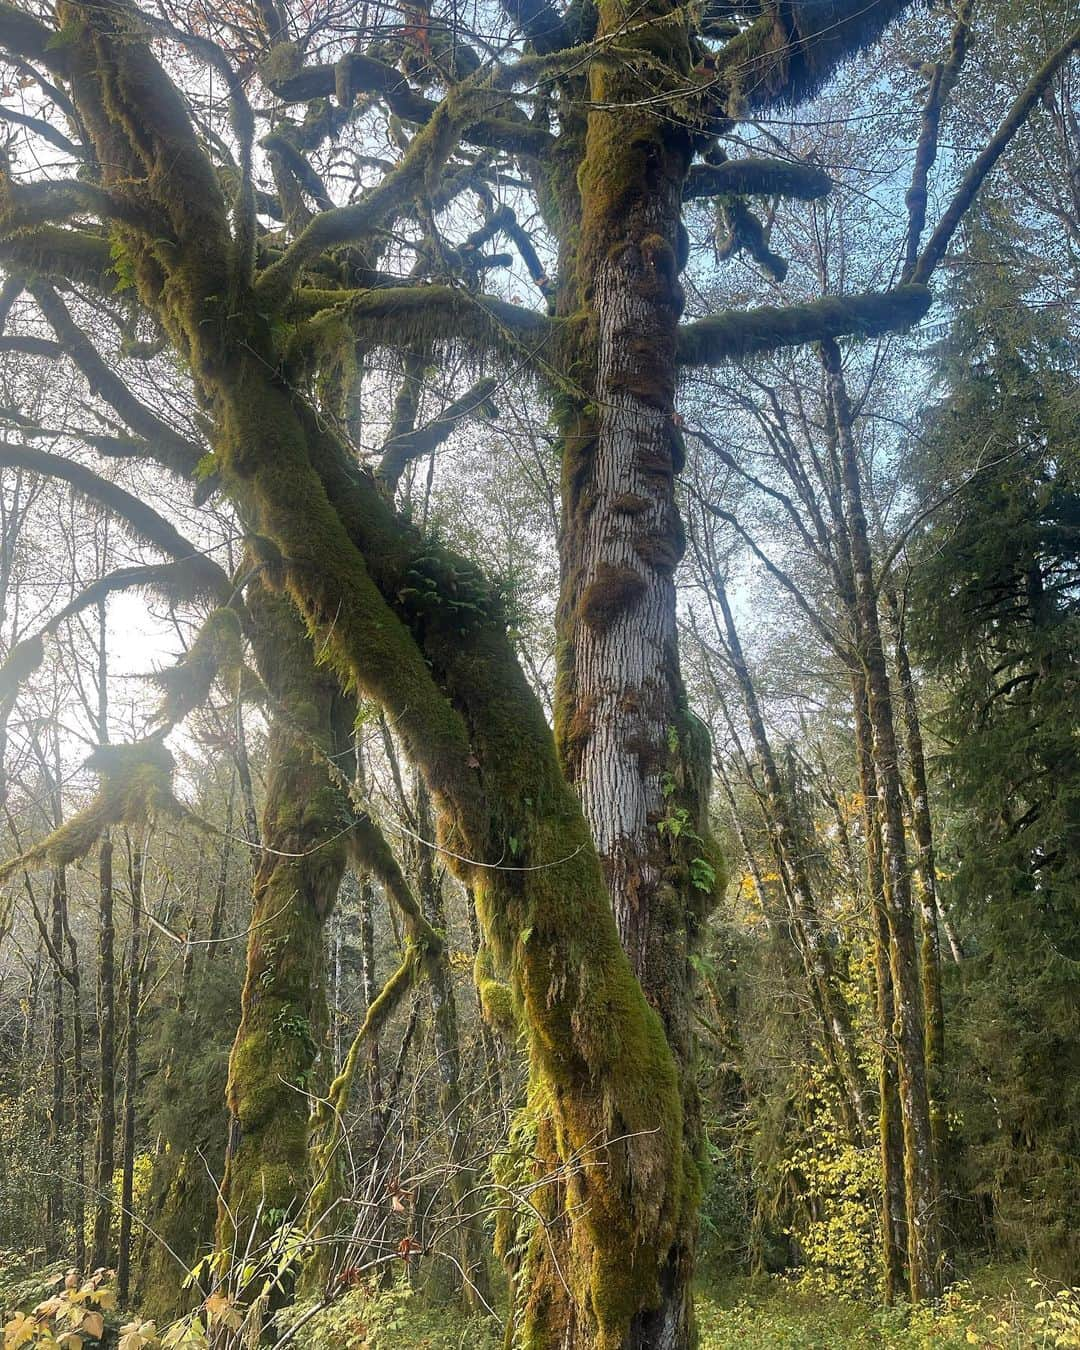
left=0, top=0, right=1078, bottom=1344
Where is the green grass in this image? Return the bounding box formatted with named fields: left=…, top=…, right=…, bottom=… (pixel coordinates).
left=696, top=1265, right=1080, bottom=1349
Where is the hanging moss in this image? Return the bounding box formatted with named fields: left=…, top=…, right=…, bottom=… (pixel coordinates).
left=0, top=739, right=186, bottom=886
left=151, top=606, right=248, bottom=727
left=0, top=633, right=44, bottom=703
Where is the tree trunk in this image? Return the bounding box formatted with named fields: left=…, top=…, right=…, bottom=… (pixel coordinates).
left=551, top=9, right=719, bottom=1341
left=63, top=907, right=86, bottom=1273
left=216, top=583, right=351, bottom=1252
left=851, top=675, right=908, bottom=1303
left=356, top=873, right=386, bottom=1149
left=823, top=337, right=942, bottom=1301
left=91, top=830, right=116, bottom=1270
left=46, top=866, right=66, bottom=1258
left=883, top=588, right=949, bottom=1169
left=117, top=836, right=143, bottom=1303
left=413, top=782, right=491, bottom=1311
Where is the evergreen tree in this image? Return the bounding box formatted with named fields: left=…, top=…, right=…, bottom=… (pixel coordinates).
left=910, top=213, right=1080, bottom=1279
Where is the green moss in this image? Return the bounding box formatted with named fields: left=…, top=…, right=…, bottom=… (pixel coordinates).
left=152, top=606, right=246, bottom=726
left=0, top=633, right=44, bottom=703
left=677, top=285, right=933, bottom=367
left=577, top=562, right=647, bottom=632
left=0, top=739, right=189, bottom=887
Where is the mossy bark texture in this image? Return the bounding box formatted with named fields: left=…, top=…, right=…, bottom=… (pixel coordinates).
left=217, top=582, right=352, bottom=1252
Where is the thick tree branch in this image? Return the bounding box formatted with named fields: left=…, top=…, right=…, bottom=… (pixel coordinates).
left=0, top=226, right=113, bottom=290
left=296, top=284, right=554, bottom=365
left=677, top=284, right=931, bottom=366
left=685, top=157, right=831, bottom=201
left=0, top=1, right=68, bottom=73
left=0, top=442, right=230, bottom=600
left=901, top=1, right=972, bottom=280
left=499, top=0, right=572, bottom=54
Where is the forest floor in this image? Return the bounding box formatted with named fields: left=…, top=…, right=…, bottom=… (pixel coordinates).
left=288, top=1262, right=1080, bottom=1348
left=4, top=1256, right=1078, bottom=1347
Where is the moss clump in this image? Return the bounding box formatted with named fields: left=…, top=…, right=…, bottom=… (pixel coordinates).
left=259, top=40, right=303, bottom=87
left=0, top=739, right=184, bottom=886
left=577, top=562, right=647, bottom=632
left=632, top=533, right=680, bottom=572
left=0, top=633, right=44, bottom=703
left=152, top=606, right=246, bottom=726
left=475, top=944, right=517, bottom=1037
left=611, top=492, right=650, bottom=514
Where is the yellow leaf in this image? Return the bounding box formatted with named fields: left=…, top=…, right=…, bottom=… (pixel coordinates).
left=82, top=1312, right=105, bottom=1340
left=90, top=1291, right=116, bottom=1312
left=4, top=1312, right=37, bottom=1350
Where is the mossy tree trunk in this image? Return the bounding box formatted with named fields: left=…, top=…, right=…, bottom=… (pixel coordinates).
left=117, top=834, right=144, bottom=1303
left=46, top=866, right=66, bottom=1258
left=91, top=829, right=116, bottom=1270
left=412, top=781, right=491, bottom=1311
left=851, top=676, right=908, bottom=1303
left=216, top=583, right=352, bottom=1253
left=10, top=0, right=946, bottom=1337
left=549, top=6, right=721, bottom=1342
left=883, top=589, right=948, bottom=1131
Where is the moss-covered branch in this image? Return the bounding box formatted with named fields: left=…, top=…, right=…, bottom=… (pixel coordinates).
left=255, top=93, right=473, bottom=302
left=0, top=152, right=151, bottom=231
left=500, top=0, right=572, bottom=54
left=0, top=225, right=113, bottom=291
left=0, top=1, right=69, bottom=73
left=677, top=284, right=932, bottom=366
left=911, top=22, right=1080, bottom=285
left=718, top=0, right=917, bottom=115
left=0, top=741, right=192, bottom=886
left=901, top=0, right=972, bottom=279
left=295, top=285, right=554, bottom=368
left=684, top=156, right=831, bottom=200
left=260, top=44, right=552, bottom=156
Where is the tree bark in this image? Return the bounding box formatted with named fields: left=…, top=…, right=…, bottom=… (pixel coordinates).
left=91, top=831, right=116, bottom=1270
left=883, top=588, right=948, bottom=1161
left=413, top=781, right=491, bottom=1311
left=216, top=582, right=352, bottom=1252
left=851, top=674, right=907, bottom=1303
left=117, top=835, right=143, bottom=1303
left=551, top=9, right=720, bottom=1340
left=46, top=865, right=66, bottom=1259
